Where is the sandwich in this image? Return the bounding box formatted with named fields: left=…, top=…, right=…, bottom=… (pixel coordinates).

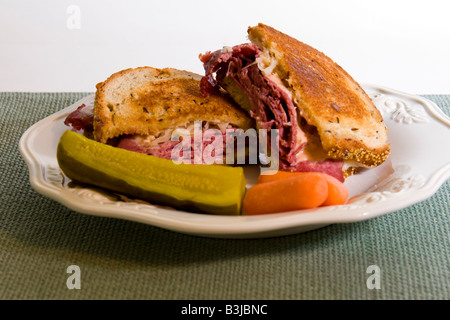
left=199, top=23, right=390, bottom=181
left=64, top=66, right=253, bottom=163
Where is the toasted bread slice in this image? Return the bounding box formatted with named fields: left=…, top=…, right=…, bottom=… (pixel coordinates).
left=248, top=23, right=390, bottom=167
left=94, top=67, right=253, bottom=143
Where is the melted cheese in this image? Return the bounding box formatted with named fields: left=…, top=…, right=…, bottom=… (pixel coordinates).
left=256, top=49, right=293, bottom=100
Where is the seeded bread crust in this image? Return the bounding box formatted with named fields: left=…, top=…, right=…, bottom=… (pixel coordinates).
left=248, top=23, right=390, bottom=167
left=94, top=67, right=253, bottom=143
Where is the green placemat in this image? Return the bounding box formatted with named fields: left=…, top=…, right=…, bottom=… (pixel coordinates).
left=0, top=92, right=448, bottom=300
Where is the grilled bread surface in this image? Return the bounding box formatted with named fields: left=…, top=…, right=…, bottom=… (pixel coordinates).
left=94, top=67, right=253, bottom=143
left=248, top=23, right=390, bottom=167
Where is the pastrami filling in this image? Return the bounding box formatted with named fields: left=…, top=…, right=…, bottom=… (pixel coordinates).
left=200, top=44, right=345, bottom=181
left=64, top=105, right=239, bottom=165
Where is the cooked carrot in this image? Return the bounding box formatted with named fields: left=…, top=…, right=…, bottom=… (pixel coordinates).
left=257, top=171, right=349, bottom=207
left=257, top=170, right=300, bottom=184
left=320, top=174, right=349, bottom=206
left=243, top=174, right=328, bottom=215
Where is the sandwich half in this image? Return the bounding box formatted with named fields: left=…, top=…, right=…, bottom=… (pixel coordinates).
left=200, top=23, right=390, bottom=181
left=64, top=66, right=253, bottom=162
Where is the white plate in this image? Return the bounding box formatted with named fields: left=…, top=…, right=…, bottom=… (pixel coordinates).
left=19, top=85, right=450, bottom=238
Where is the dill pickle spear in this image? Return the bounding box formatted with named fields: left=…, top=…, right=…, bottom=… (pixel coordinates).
left=57, top=130, right=246, bottom=215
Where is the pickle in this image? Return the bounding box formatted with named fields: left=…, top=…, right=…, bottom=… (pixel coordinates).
left=57, top=130, right=246, bottom=215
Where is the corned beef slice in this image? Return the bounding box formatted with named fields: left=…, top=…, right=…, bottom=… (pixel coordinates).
left=64, top=104, right=93, bottom=132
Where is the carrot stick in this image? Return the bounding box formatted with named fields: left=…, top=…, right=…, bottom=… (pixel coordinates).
left=257, top=171, right=349, bottom=207
left=243, top=174, right=328, bottom=215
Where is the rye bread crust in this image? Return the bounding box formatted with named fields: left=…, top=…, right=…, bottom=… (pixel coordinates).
left=94, top=67, right=253, bottom=143
left=248, top=23, right=390, bottom=167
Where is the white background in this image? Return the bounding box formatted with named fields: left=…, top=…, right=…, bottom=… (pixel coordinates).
left=1, top=0, right=449, bottom=94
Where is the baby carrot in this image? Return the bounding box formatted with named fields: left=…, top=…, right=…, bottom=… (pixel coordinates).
left=257, top=170, right=300, bottom=184
left=320, top=174, right=349, bottom=206
left=257, top=171, right=349, bottom=206
left=243, top=174, right=328, bottom=215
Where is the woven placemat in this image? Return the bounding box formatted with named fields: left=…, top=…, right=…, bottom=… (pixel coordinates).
left=0, top=92, right=448, bottom=300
